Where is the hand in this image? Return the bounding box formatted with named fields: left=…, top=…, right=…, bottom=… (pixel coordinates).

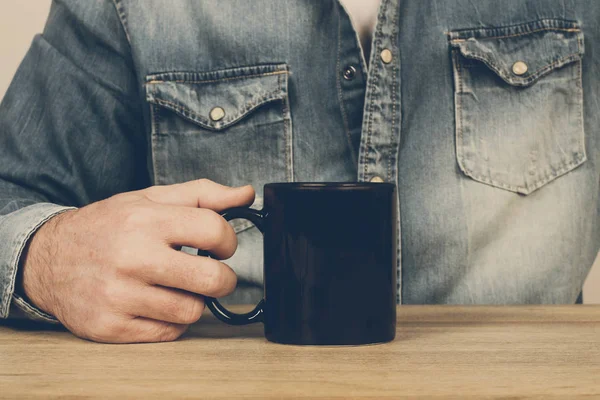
left=19, top=179, right=254, bottom=343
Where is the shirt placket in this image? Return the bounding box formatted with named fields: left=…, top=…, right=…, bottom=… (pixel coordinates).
left=357, top=0, right=402, bottom=303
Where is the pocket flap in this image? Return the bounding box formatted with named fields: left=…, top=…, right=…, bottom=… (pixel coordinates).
left=449, top=19, right=583, bottom=87
left=145, top=64, right=288, bottom=130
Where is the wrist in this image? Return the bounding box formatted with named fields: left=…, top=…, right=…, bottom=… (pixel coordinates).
left=20, top=209, right=74, bottom=317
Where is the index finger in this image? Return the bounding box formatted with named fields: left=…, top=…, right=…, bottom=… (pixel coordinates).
left=140, top=179, right=255, bottom=210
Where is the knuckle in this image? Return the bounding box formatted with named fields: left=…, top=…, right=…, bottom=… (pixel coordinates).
left=203, top=261, right=236, bottom=296
left=162, top=296, right=185, bottom=322
left=111, top=250, right=141, bottom=277
left=114, top=255, right=135, bottom=277
left=142, top=185, right=163, bottom=199
left=161, top=295, right=203, bottom=324
left=199, top=210, right=229, bottom=249
left=122, top=205, right=158, bottom=231
left=134, top=258, right=161, bottom=282
left=109, top=191, right=135, bottom=204
left=178, top=297, right=204, bottom=324
left=96, top=282, right=120, bottom=307
left=223, top=266, right=237, bottom=295
left=195, top=178, right=212, bottom=189
left=222, top=231, right=238, bottom=259
left=203, top=264, right=225, bottom=294
left=156, top=324, right=185, bottom=342
left=193, top=179, right=211, bottom=196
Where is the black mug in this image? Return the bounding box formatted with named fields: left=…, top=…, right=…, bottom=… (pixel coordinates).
left=202, top=182, right=397, bottom=345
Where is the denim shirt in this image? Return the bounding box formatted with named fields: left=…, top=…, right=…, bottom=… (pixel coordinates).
left=1, top=0, right=599, bottom=321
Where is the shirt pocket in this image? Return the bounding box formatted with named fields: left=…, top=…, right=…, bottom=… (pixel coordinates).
left=145, top=63, right=292, bottom=232
left=449, top=19, right=586, bottom=195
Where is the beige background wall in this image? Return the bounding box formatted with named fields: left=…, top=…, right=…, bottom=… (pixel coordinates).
left=1, top=2, right=598, bottom=304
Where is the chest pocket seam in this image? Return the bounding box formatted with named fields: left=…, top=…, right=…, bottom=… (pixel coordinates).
left=145, top=63, right=291, bottom=233
left=448, top=19, right=586, bottom=195
left=145, top=66, right=288, bottom=131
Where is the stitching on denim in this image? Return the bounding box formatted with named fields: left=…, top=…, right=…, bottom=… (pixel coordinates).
left=530, top=155, right=585, bottom=190
left=150, top=91, right=284, bottom=130
left=12, top=295, right=57, bottom=321
left=363, top=80, right=375, bottom=179
left=110, top=0, right=132, bottom=45
left=458, top=50, right=582, bottom=86
left=362, top=0, right=388, bottom=179
left=453, top=50, right=466, bottom=179
left=447, top=18, right=579, bottom=36
left=452, top=49, right=586, bottom=194
left=335, top=8, right=358, bottom=165
left=450, top=26, right=580, bottom=43
left=146, top=64, right=287, bottom=80
left=153, top=94, right=280, bottom=126
left=279, top=73, right=294, bottom=182
left=465, top=157, right=585, bottom=194
left=387, top=0, right=399, bottom=183
left=576, top=60, right=586, bottom=164
left=149, top=104, right=161, bottom=183
left=146, top=70, right=288, bottom=85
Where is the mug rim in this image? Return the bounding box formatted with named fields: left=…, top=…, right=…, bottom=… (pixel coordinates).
left=264, top=182, right=395, bottom=190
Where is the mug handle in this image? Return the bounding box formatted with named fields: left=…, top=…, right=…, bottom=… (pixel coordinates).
left=198, top=207, right=266, bottom=325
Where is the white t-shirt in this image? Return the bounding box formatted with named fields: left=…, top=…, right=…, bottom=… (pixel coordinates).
left=340, top=0, right=380, bottom=63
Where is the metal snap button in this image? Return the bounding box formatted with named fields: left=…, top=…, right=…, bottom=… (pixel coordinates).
left=512, top=61, right=528, bottom=76
left=343, top=65, right=357, bottom=80
left=209, top=107, right=225, bottom=122
left=380, top=49, right=393, bottom=64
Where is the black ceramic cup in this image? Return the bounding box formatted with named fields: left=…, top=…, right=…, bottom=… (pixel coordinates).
left=203, top=182, right=397, bottom=345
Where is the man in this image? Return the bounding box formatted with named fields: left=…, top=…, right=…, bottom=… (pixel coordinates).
left=1, top=0, right=598, bottom=343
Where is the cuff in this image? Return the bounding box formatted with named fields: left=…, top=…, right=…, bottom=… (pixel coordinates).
left=0, top=203, right=75, bottom=320
left=8, top=294, right=59, bottom=323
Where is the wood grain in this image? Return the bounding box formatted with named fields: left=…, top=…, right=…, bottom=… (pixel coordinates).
left=1, top=305, right=599, bottom=399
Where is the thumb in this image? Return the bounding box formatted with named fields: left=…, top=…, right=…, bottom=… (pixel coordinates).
left=140, top=179, right=255, bottom=211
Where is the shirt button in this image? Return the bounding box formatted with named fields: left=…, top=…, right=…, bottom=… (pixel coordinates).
left=343, top=65, right=357, bottom=80
left=380, top=49, right=393, bottom=64
left=370, top=176, right=385, bottom=183
left=512, top=61, right=528, bottom=76
left=209, top=106, right=225, bottom=121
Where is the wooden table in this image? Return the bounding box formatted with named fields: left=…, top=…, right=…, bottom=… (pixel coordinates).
left=1, top=305, right=599, bottom=399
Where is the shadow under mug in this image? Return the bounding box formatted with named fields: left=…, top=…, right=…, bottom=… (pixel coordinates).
left=200, top=182, right=397, bottom=345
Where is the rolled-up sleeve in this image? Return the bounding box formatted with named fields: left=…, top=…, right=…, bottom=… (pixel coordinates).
left=0, top=0, right=147, bottom=321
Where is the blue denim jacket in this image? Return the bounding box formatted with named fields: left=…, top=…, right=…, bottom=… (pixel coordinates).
left=1, top=0, right=599, bottom=321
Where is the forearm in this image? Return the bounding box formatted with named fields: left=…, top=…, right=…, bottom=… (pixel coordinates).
left=0, top=0, right=146, bottom=321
